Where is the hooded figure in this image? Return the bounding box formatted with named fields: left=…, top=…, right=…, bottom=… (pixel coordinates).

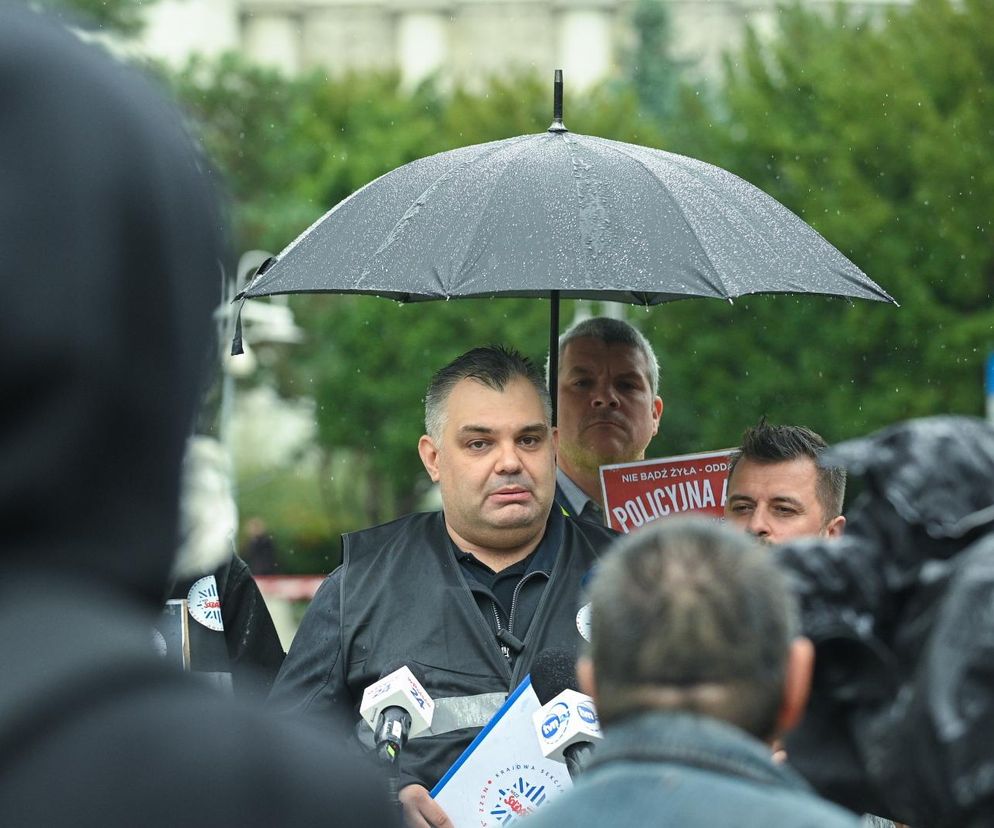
left=775, top=416, right=994, bottom=828
left=0, top=8, right=395, bottom=826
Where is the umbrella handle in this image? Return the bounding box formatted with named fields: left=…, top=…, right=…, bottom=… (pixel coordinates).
left=550, top=291, right=560, bottom=426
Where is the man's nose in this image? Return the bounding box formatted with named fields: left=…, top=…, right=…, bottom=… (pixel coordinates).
left=590, top=380, right=620, bottom=408
left=494, top=441, right=523, bottom=474
left=746, top=509, right=772, bottom=540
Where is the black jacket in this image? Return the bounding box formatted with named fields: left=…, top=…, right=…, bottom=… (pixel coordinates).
left=171, top=555, right=286, bottom=699
left=0, top=9, right=395, bottom=826
left=270, top=508, right=617, bottom=789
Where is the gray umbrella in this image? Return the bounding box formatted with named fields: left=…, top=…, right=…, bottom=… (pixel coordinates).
left=234, top=71, right=895, bottom=416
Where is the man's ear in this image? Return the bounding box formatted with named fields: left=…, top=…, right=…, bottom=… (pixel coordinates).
left=825, top=514, right=846, bottom=538
left=774, top=637, right=814, bottom=739
left=576, top=655, right=597, bottom=702
left=651, top=396, right=663, bottom=436
left=418, top=435, right=441, bottom=483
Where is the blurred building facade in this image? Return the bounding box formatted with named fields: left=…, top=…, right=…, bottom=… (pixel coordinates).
left=140, top=0, right=905, bottom=89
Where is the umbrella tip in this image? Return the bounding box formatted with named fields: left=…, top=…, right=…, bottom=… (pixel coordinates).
left=548, top=69, right=567, bottom=134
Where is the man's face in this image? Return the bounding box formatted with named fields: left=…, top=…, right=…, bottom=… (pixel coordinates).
left=557, top=337, right=663, bottom=473
left=418, top=376, right=558, bottom=552
left=724, top=457, right=844, bottom=544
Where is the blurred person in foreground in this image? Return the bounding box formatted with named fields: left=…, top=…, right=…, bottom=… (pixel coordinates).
left=554, top=317, right=663, bottom=522
left=270, top=345, right=617, bottom=828
left=0, top=7, right=395, bottom=826
left=725, top=419, right=846, bottom=543
left=526, top=518, right=860, bottom=828
left=775, top=417, right=994, bottom=827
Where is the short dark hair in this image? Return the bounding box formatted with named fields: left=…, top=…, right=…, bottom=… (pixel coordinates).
left=728, top=419, right=846, bottom=519
left=424, top=345, right=551, bottom=440
left=587, top=518, right=796, bottom=739
left=555, top=316, right=660, bottom=395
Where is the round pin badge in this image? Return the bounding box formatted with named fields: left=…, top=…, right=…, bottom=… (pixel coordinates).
left=575, top=602, right=592, bottom=642
left=187, top=575, right=224, bottom=631
left=151, top=628, right=167, bottom=657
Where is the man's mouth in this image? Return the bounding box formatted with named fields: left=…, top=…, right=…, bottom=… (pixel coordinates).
left=489, top=486, right=533, bottom=504
left=584, top=418, right=626, bottom=432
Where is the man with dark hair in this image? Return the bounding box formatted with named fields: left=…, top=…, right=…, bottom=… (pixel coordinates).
left=725, top=420, right=846, bottom=544
left=554, top=317, right=663, bottom=522
left=526, top=519, right=860, bottom=828
left=0, top=6, right=394, bottom=826
left=271, top=345, right=616, bottom=828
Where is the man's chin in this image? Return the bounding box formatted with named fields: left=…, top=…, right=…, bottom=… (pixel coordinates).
left=485, top=503, right=546, bottom=530
left=585, top=448, right=636, bottom=470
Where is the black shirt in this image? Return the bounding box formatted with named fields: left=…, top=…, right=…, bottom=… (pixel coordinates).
left=452, top=510, right=566, bottom=654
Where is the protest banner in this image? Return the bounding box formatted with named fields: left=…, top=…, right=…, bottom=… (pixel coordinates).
left=599, top=449, right=735, bottom=534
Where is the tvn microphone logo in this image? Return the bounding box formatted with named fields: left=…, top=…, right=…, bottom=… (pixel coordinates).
left=540, top=702, right=570, bottom=742
left=577, top=701, right=598, bottom=727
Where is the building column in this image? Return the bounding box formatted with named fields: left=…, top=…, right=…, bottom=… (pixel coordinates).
left=242, top=11, right=302, bottom=76
left=397, top=11, right=449, bottom=89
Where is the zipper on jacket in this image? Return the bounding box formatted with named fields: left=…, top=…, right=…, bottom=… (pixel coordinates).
left=491, top=603, right=511, bottom=660
left=492, top=572, right=541, bottom=661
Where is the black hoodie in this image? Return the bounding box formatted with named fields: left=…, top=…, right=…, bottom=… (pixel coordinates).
left=0, top=7, right=396, bottom=826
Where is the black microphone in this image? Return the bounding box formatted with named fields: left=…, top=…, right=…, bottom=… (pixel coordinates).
left=359, top=664, right=435, bottom=765
left=530, top=648, right=601, bottom=779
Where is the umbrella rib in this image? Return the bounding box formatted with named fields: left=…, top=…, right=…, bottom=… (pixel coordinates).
left=583, top=136, right=736, bottom=299
left=560, top=132, right=607, bottom=292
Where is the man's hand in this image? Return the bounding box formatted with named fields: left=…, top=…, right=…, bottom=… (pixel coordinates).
left=398, top=784, right=453, bottom=828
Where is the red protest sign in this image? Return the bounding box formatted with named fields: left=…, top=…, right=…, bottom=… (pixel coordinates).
left=598, top=449, right=735, bottom=534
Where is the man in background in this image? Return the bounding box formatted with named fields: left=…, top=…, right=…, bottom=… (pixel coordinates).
left=0, top=7, right=394, bottom=826
left=554, top=317, right=663, bottom=522
left=526, top=519, right=860, bottom=828
left=725, top=420, right=846, bottom=543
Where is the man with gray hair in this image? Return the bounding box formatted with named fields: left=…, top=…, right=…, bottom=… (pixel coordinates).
left=526, top=518, right=860, bottom=828
left=725, top=419, right=846, bottom=544
left=554, top=317, right=663, bottom=522
left=271, top=345, right=616, bottom=828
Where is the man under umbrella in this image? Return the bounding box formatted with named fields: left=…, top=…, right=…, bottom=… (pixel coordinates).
left=270, top=345, right=617, bottom=827
left=554, top=317, right=663, bottom=523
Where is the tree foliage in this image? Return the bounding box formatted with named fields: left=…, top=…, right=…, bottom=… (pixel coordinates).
left=38, top=0, right=153, bottom=35
left=649, top=0, right=994, bottom=454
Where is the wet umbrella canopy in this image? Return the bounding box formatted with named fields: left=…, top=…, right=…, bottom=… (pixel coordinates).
left=235, top=71, right=895, bottom=408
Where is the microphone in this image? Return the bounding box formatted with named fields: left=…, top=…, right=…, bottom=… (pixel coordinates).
left=530, top=648, right=602, bottom=779
left=359, top=665, right=435, bottom=764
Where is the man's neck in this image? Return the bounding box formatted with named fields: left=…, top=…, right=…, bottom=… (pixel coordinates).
left=558, top=459, right=604, bottom=509
left=444, top=523, right=545, bottom=573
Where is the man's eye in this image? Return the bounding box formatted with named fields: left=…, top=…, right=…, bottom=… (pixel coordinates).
left=730, top=504, right=752, bottom=514
left=467, top=440, right=489, bottom=450
left=774, top=506, right=799, bottom=516
left=519, top=436, right=540, bottom=447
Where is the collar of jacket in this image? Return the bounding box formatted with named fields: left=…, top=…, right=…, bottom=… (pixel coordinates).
left=588, top=709, right=813, bottom=792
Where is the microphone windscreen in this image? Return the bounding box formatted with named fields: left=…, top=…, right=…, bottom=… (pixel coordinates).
left=530, top=647, right=580, bottom=705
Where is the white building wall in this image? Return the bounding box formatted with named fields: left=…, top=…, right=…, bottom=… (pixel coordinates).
left=136, top=0, right=907, bottom=87
left=139, top=0, right=240, bottom=66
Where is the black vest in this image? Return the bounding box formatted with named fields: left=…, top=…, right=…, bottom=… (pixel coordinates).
left=340, top=510, right=615, bottom=789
